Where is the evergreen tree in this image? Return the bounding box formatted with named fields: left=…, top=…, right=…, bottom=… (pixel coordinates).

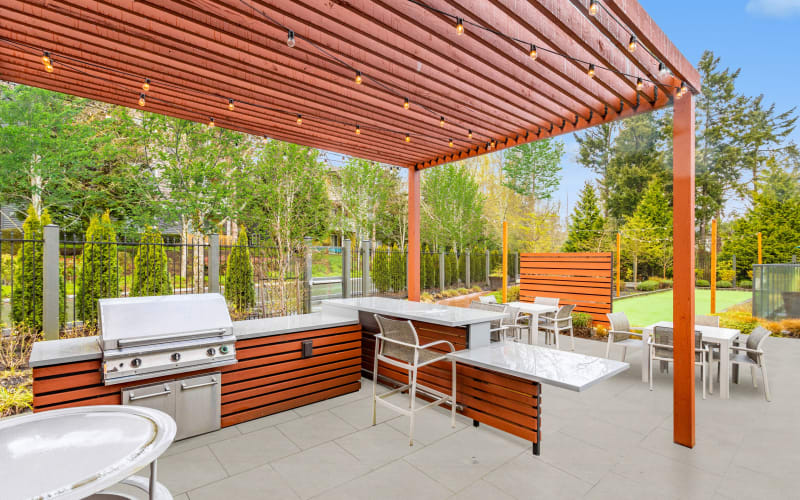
left=575, top=123, right=618, bottom=216
left=131, top=227, right=172, bottom=297
left=501, top=139, right=564, bottom=199
left=224, top=227, right=255, bottom=311
left=562, top=183, right=607, bottom=252
left=372, top=246, right=391, bottom=293
left=77, top=211, right=118, bottom=324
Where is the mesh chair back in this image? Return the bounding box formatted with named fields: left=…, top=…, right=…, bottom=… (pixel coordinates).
left=695, top=315, right=720, bottom=327
left=534, top=297, right=559, bottom=307
left=556, top=304, right=576, bottom=320
left=375, top=315, right=419, bottom=364
left=502, top=305, right=521, bottom=327
left=606, top=312, right=631, bottom=341
left=746, top=326, right=771, bottom=362
left=479, top=295, right=497, bottom=304
left=469, top=301, right=504, bottom=330
left=653, top=326, right=704, bottom=361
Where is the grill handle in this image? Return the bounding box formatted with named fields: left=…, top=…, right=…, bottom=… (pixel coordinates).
left=129, top=386, right=171, bottom=401
left=116, top=328, right=228, bottom=348
left=180, top=377, right=218, bottom=391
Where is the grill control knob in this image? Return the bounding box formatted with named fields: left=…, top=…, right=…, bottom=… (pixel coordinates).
left=171, top=352, right=181, bottom=362
left=206, top=347, right=216, bottom=357
left=131, top=358, right=142, bottom=368
left=219, top=345, right=230, bottom=355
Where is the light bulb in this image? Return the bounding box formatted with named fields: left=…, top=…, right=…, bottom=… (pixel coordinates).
left=262, top=135, right=268, bottom=143
left=138, top=93, right=146, bottom=107
left=405, top=133, right=411, bottom=143
left=355, top=71, right=362, bottom=84
left=41, top=52, right=51, bottom=66
left=636, top=78, right=643, bottom=91
left=355, top=124, right=361, bottom=135
left=208, top=117, right=215, bottom=127
left=628, top=35, right=637, bottom=53
left=449, top=138, right=454, bottom=147
left=440, top=116, right=445, bottom=127
left=403, top=97, right=409, bottom=110
left=468, top=129, right=472, bottom=139
left=529, top=44, right=537, bottom=61
left=589, top=0, right=599, bottom=16
left=287, top=31, right=296, bottom=48
left=456, top=18, right=464, bottom=35
left=142, top=78, right=150, bottom=92
left=44, top=62, right=54, bottom=73
left=588, top=64, right=596, bottom=78
left=680, top=82, right=688, bottom=95
left=228, top=99, right=235, bottom=111
left=487, top=141, right=493, bottom=150
left=296, top=114, right=303, bottom=125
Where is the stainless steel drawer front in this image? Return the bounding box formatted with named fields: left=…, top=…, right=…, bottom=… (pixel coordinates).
left=175, top=373, right=221, bottom=441
left=122, top=382, right=175, bottom=417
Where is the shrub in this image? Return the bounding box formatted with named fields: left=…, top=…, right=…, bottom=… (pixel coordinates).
left=739, top=280, right=752, bottom=289
left=572, top=312, right=592, bottom=328
left=77, top=211, right=118, bottom=324
left=696, top=279, right=710, bottom=287
left=456, top=287, right=469, bottom=295
left=718, top=310, right=759, bottom=335
left=420, top=292, right=434, bottom=303
left=131, top=227, right=172, bottom=297
left=470, top=285, right=482, bottom=292
left=594, top=325, right=609, bottom=338
left=780, top=319, right=800, bottom=338
left=224, top=227, right=255, bottom=311
left=390, top=245, right=406, bottom=291
left=0, top=386, right=33, bottom=418
left=0, top=325, right=40, bottom=374
left=372, top=246, right=390, bottom=293
left=716, top=280, right=732, bottom=288
left=508, top=286, right=520, bottom=302
left=718, top=269, right=735, bottom=282
left=636, top=280, right=659, bottom=292
left=660, top=279, right=673, bottom=289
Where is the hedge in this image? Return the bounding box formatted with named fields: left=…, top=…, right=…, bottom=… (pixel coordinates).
left=131, top=227, right=172, bottom=297
left=716, top=280, right=732, bottom=288
left=224, top=227, right=255, bottom=311
left=696, top=279, right=710, bottom=287
left=636, top=280, right=659, bottom=292
left=76, top=211, right=118, bottom=324
left=739, top=280, right=753, bottom=289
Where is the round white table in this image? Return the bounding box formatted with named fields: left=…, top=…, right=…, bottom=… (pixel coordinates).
left=0, top=405, right=176, bottom=500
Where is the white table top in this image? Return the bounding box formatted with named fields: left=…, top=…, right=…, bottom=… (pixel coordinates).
left=644, top=321, right=740, bottom=342
left=506, top=301, right=559, bottom=315
left=448, top=342, right=629, bottom=392
left=234, top=312, right=358, bottom=340
left=322, top=297, right=507, bottom=327
left=0, top=405, right=176, bottom=499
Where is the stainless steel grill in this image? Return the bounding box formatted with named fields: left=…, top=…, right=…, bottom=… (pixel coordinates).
left=99, top=294, right=236, bottom=385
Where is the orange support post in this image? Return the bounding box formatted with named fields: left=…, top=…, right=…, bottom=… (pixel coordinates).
left=407, top=166, right=421, bottom=302
left=616, top=232, right=621, bottom=297
left=673, top=92, right=696, bottom=448
left=502, top=221, right=508, bottom=304
left=710, top=219, right=717, bottom=314
left=758, top=232, right=762, bottom=265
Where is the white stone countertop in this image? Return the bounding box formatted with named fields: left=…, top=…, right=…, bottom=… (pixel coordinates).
left=233, top=312, right=359, bottom=340
left=448, top=342, right=629, bottom=392
left=321, top=297, right=506, bottom=327
left=29, top=336, right=102, bottom=368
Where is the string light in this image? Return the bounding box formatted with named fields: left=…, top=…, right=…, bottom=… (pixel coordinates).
left=403, top=97, right=410, bottom=110
left=587, top=64, right=596, bottom=78
left=455, top=18, right=464, bottom=35
left=636, top=77, right=643, bottom=91
left=42, top=51, right=53, bottom=73
left=228, top=99, right=235, bottom=111
left=589, top=0, right=599, bottom=16
left=296, top=114, right=303, bottom=125
left=449, top=138, right=454, bottom=147
left=405, top=133, right=411, bottom=143
left=468, top=130, right=473, bottom=139
left=142, top=78, right=150, bottom=92
left=138, top=93, right=146, bottom=107
left=287, top=30, right=296, bottom=48
left=680, top=81, right=688, bottom=96
left=529, top=44, right=538, bottom=61
left=440, top=116, right=445, bottom=127
left=262, top=135, right=268, bottom=143
left=354, top=71, right=363, bottom=84
left=208, top=117, right=215, bottom=127
left=628, top=35, right=637, bottom=53
left=355, top=124, right=361, bottom=135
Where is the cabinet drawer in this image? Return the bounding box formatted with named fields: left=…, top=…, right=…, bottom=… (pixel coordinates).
left=122, top=381, right=175, bottom=416
left=175, top=373, right=221, bottom=440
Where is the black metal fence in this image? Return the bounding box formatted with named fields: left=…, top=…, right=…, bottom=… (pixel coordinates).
left=753, top=264, right=800, bottom=320
left=0, top=238, right=44, bottom=331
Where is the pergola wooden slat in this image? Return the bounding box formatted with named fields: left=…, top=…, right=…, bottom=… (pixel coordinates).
left=0, top=0, right=700, bottom=448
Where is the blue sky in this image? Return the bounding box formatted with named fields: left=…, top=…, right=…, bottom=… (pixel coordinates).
left=553, top=0, right=800, bottom=221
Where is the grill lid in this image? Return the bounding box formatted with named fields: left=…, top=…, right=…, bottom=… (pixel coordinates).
left=99, top=294, right=233, bottom=351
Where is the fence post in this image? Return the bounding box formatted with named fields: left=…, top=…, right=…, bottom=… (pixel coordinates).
left=439, top=250, right=446, bottom=291
left=361, top=240, right=371, bottom=296
left=485, top=249, right=491, bottom=288
left=465, top=249, right=471, bottom=288
left=515, top=252, right=520, bottom=283
left=732, top=254, right=737, bottom=288
left=208, top=234, right=220, bottom=294
left=793, top=255, right=797, bottom=264
left=304, top=237, right=312, bottom=313
left=42, top=224, right=59, bottom=340
left=342, top=239, right=351, bottom=298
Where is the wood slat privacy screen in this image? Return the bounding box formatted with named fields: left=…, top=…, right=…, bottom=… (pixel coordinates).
left=520, top=252, right=613, bottom=327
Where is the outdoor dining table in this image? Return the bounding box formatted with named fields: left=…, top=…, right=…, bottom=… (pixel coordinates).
left=505, top=301, right=559, bottom=345
left=642, top=321, right=741, bottom=399
left=0, top=405, right=176, bottom=499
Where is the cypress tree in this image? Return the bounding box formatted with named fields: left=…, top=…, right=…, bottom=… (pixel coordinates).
left=224, top=227, right=255, bottom=311
left=131, top=227, right=172, bottom=297
left=77, top=211, right=118, bottom=324
left=562, top=182, right=607, bottom=252
left=12, top=206, right=46, bottom=330
left=372, top=245, right=390, bottom=293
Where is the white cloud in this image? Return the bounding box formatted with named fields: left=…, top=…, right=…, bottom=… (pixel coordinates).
left=746, top=0, right=800, bottom=17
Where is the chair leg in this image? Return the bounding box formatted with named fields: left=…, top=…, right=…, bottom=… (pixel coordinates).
left=570, top=327, right=575, bottom=351
left=709, top=359, right=714, bottom=395
left=554, top=329, right=560, bottom=350
left=649, top=353, right=654, bottom=391
left=751, top=365, right=758, bottom=388
left=605, top=337, right=612, bottom=358
left=408, top=368, right=418, bottom=446
left=701, top=362, right=706, bottom=400
left=621, top=346, right=627, bottom=362
left=761, top=361, right=771, bottom=402
left=450, top=359, right=457, bottom=428
left=372, top=347, right=379, bottom=426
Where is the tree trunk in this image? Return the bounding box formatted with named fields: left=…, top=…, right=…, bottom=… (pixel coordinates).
left=633, top=254, right=638, bottom=284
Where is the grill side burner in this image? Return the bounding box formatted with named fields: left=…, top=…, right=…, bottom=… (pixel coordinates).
left=99, top=294, right=236, bottom=385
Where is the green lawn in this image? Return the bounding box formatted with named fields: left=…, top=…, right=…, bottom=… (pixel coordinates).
left=614, top=289, right=751, bottom=328
left=312, top=253, right=343, bottom=278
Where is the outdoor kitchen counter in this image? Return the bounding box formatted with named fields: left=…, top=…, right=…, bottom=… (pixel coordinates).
left=233, top=311, right=358, bottom=340
left=29, top=336, right=101, bottom=368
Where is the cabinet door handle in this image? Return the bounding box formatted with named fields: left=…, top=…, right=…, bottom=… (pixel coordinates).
left=129, top=387, right=171, bottom=401
left=181, top=378, right=217, bottom=391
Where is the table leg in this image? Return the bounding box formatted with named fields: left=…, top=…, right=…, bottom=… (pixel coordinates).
left=531, top=313, right=539, bottom=345
left=641, top=329, right=651, bottom=383
left=149, top=460, right=157, bottom=500
left=719, top=338, right=731, bottom=399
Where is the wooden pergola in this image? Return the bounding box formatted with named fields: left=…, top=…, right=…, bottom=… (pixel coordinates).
left=0, top=0, right=701, bottom=447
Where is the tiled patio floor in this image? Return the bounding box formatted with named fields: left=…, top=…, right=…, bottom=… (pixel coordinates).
left=151, top=335, right=800, bottom=500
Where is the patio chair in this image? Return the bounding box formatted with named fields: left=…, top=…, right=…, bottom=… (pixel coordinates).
left=539, top=304, right=576, bottom=350
left=648, top=326, right=708, bottom=399
left=469, top=302, right=519, bottom=341
left=695, top=315, right=720, bottom=327
left=372, top=315, right=456, bottom=446
left=478, top=294, right=497, bottom=304
left=605, top=312, right=643, bottom=361
left=709, top=326, right=772, bottom=401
